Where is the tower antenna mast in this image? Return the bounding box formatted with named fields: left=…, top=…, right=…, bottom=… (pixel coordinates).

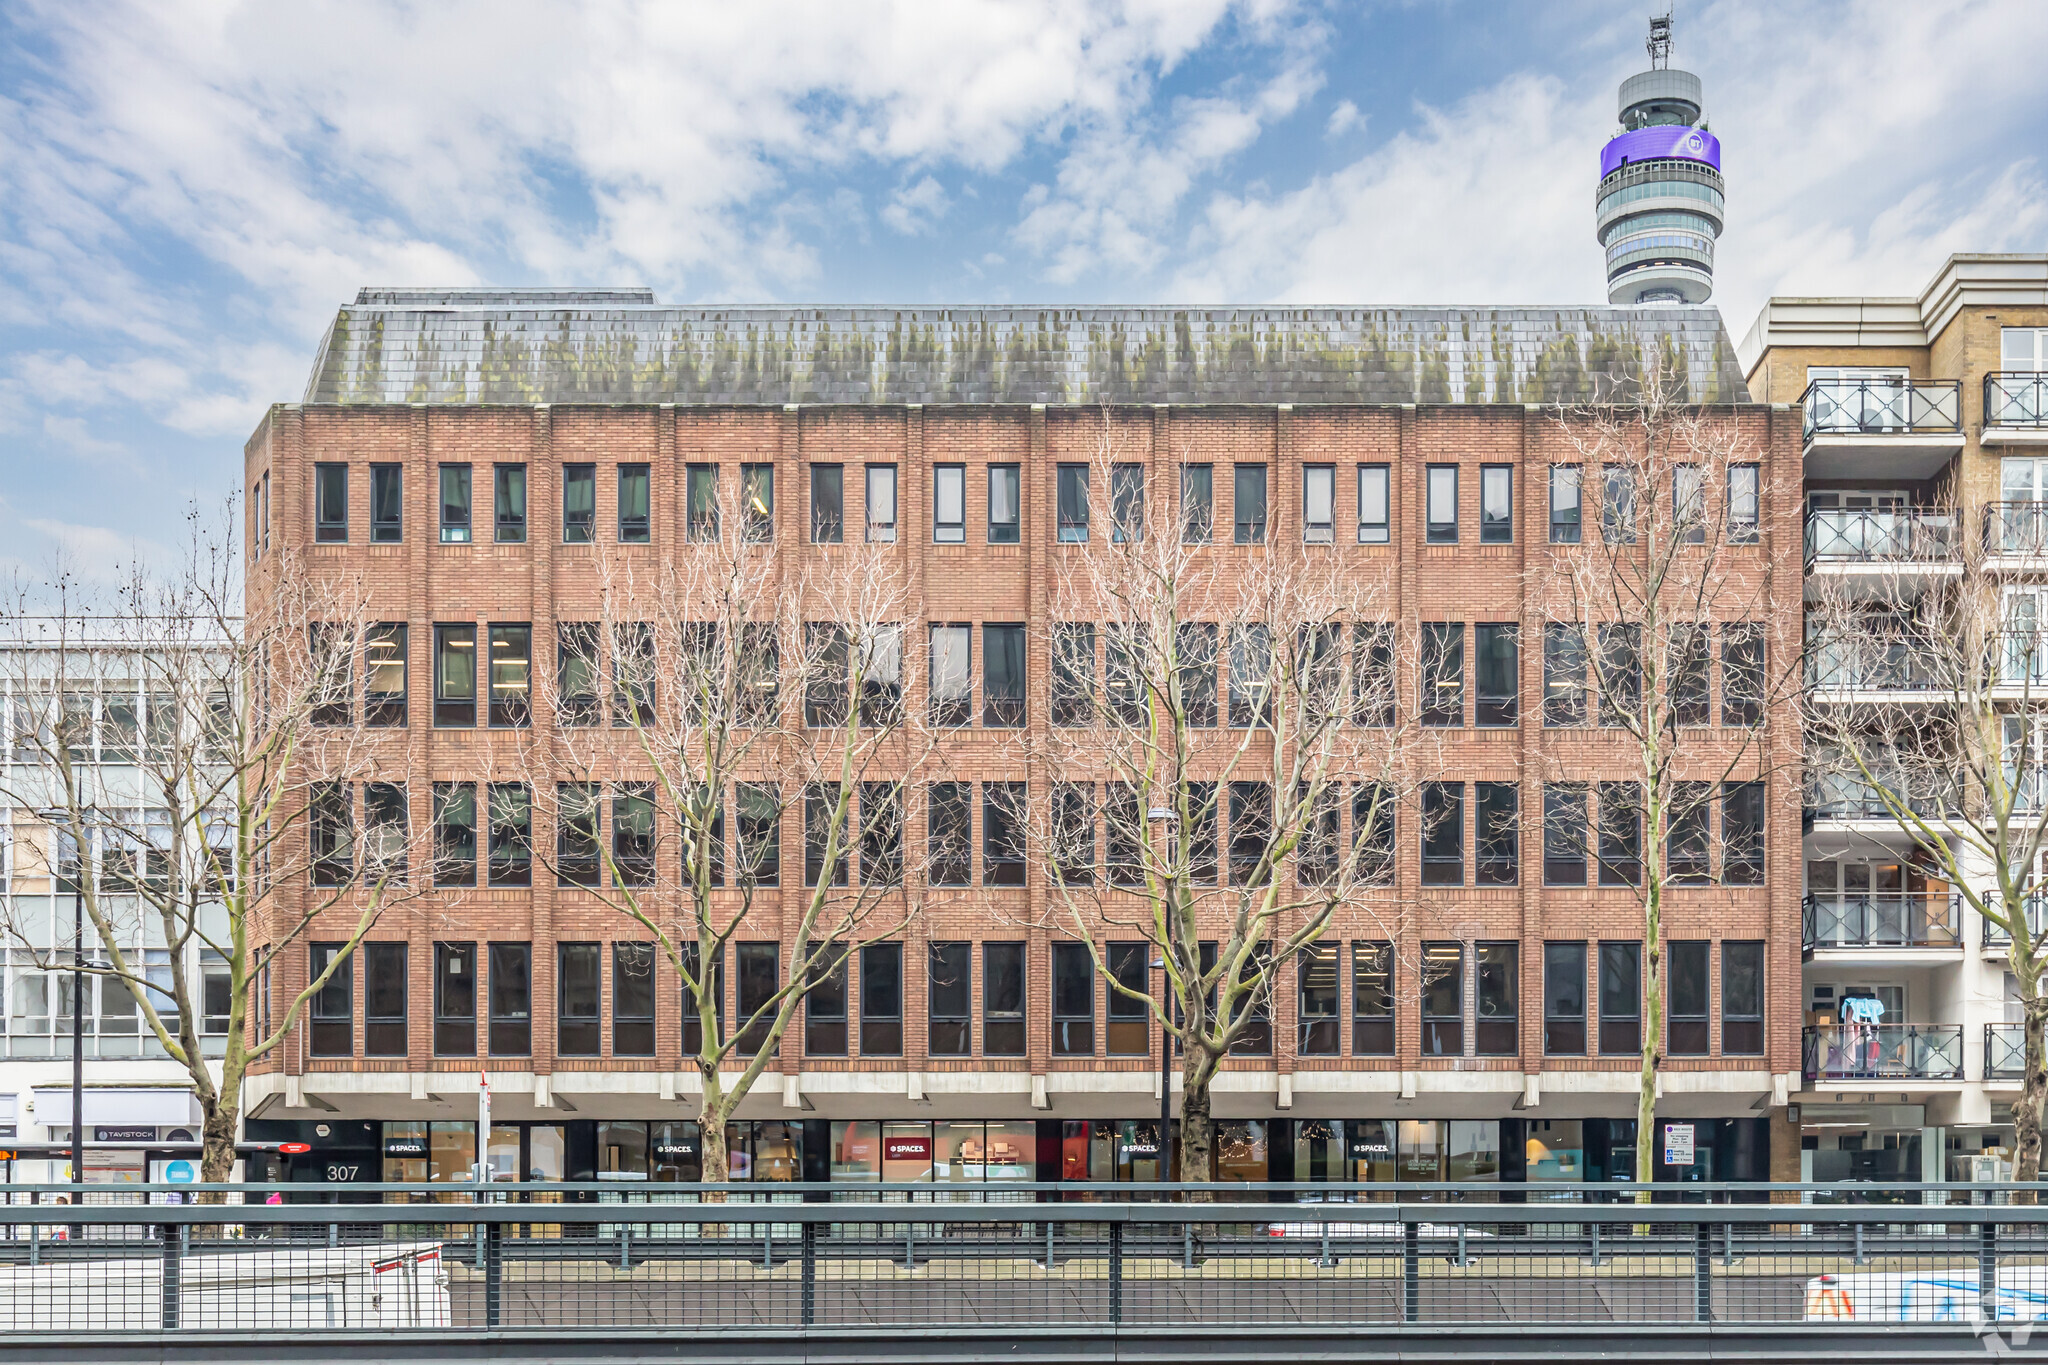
left=1647, top=11, right=1673, bottom=70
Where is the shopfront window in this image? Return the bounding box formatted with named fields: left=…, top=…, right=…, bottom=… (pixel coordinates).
left=832, top=1120, right=882, bottom=1183
left=1524, top=1119, right=1585, bottom=1188
left=652, top=1122, right=700, bottom=1182
left=1214, top=1120, right=1268, bottom=1182
left=598, top=1121, right=649, bottom=1181
left=883, top=1122, right=936, bottom=1183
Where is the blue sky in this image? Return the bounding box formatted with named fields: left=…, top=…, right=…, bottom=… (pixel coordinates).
left=3, top=0, right=2044, bottom=573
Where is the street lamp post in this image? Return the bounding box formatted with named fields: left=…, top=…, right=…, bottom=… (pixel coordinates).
left=34, top=806, right=90, bottom=1232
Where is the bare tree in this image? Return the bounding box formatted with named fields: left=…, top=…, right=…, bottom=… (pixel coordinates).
left=1027, top=421, right=1421, bottom=1186
left=0, top=508, right=432, bottom=1183
left=1804, top=488, right=2048, bottom=1182
left=519, top=496, right=940, bottom=1184
left=1527, top=366, right=1796, bottom=1197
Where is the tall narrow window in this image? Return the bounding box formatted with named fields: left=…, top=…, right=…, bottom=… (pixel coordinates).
left=1178, top=622, right=1218, bottom=727
left=983, top=624, right=1025, bottom=727
left=1475, top=623, right=1518, bottom=726
left=315, top=463, right=348, bottom=543
left=1426, top=464, right=1458, bottom=543
left=309, top=943, right=353, bottom=1057
left=1303, top=464, right=1335, bottom=543
left=488, top=942, right=531, bottom=1057
left=1669, top=624, right=1711, bottom=727
left=1673, top=462, right=1705, bottom=544
left=439, top=464, right=472, bottom=543
left=1480, top=465, right=1512, bottom=543
left=556, top=622, right=600, bottom=726
left=686, top=464, right=719, bottom=542
left=1421, top=943, right=1463, bottom=1055
left=1475, top=943, right=1518, bottom=1055
left=928, top=623, right=970, bottom=727
left=926, top=782, right=972, bottom=887
left=1354, top=623, right=1395, bottom=727
left=1052, top=782, right=1095, bottom=885
left=1183, top=782, right=1219, bottom=884
left=987, top=464, right=1020, bottom=544
left=433, top=782, right=476, bottom=888
left=1228, top=943, right=1274, bottom=1055
left=1597, top=781, right=1642, bottom=885
left=1421, top=781, right=1464, bottom=885
left=1598, top=624, right=1641, bottom=729
left=613, top=784, right=655, bottom=886
left=810, top=464, right=844, bottom=543
left=1052, top=940, right=1094, bottom=1055
left=371, top=464, right=403, bottom=543
left=488, top=783, right=532, bottom=887
left=984, top=942, right=1025, bottom=1055
left=562, top=463, right=596, bottom=543
left=865, top=464, right=897, bottom=543
left=1353, top=940, right=1394, bottom=1055
left=1057, top=464, right=1090, bottom=542
left=1182, top=463, right=1214, bottom=543
left=1601, top=465, right=1637, bottom=544
left=741, top=463, right=774, bottom=542
left=1543, top=623, right=1587, bottom=726
left=1111, top=463, right=1144, bottom=542
left=860, top=942, right=903, bottom=1056
left=1105, top=942, right=1148, bottom=1055
left=612, top=622, right=655, bottom=727
left=1668, top=782, right=1713, bottom=884
left=929, top=941, right=971, bottom=1056
left=1357, top=463, right=1390, bottom=543
left=735, top=942, right=779, bottom=1056
left=1298, top=942, right=1339, bottom=1055
left=1598, top=940, right=1641, bottom=1055
left=613, top=942, right=655, bottom=1056
left=1105, top=783, right=1144, bottom=888
left=364, top=942, right=406, bottom=1056
left=933, top=464, right=965, bottom=543
left=1721, top=780, right=1764, bottom=885
left=1668, top=940, right=1710, bottom=1055
left=736, top=783, right=780, bottom=887
left=1422, top=622, right=1464, bottom=726
left=1228, top=781, right=1273, bottom=886
left=488, top=624, right=530, bottom=728
left=1052, top=623, right=1095, bottom=726
left=984, top=781, right=1026, bottom=886
left=310, top=623, right=352, bottom=725
left=1727, top=464, right=1760, bottom=544
left=434, top=941, right=477, bottom=1056
left=557, top=782, right=601, bottom=888
left=804, top=784, right=847, bottom=888
left=1228, top=624, right=1272, bottom=728
left=1722, top=622, right=1764, bottom=726
left=557, top=942, right=600, bottom=1056
left=682, top=944, right=726, bottom=1055
left=494, top=463, right=527, bottom=543
left=617, top=463, right=650, bottom=543
left=1233, top=463, right=1267, bottom=543
left=1543, top=941, right=1586, bottom=1055
left=1476, top=781, right=1518, bottom=886
left=1721, top=940, right=1764, bottom=1054
left=1543, top=783, right=1587, bottom=885
left=1549, top=465, right=1581, bottom=543
left=432, top=624, right=475, bottom=727
left=1353, top=783, right=1396, bottom=885
left=859, top=782, right=903, bottom=887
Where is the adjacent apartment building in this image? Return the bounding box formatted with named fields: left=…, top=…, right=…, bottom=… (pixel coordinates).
left=231, top=293, right=1806, bottom=1194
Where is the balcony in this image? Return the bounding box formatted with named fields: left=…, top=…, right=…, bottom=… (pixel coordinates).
left=1802, top=1023, right=1964, bottom=1082
left=1802, top=892, right=1960, bottom=950
left=1803, top=508, right=1957, bottom=567
left=1984, top=373, right=2048, bottom=445
left=1984, top=501, right=2048, bottom=560
left=1981, top=896, right=2048, bottom=950
left=1805, top=638, right=1941, bottom=695
left=1805, top=770, right=1952, bottom=826
left=1993, top=630, right=2048, bottom=689
left=1987, top=1023, right=2029, bottom=1081
left=1801, top=377, right=1965, bottom=481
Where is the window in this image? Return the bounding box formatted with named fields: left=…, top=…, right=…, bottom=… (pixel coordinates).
left=556, top=622, right=599, bottom=726
left=1421, top=942, right=1463, bottom=1055
left=1353, top=783, right=1396, bottom=884
left=1057, top=463, right=1090, bottom=542
left=1421, top=781, right=1464, bottom=886
left=1303, top=464, right=1335, bottom=543
left=1727, top=465, right=1759, bottom=543
left=1476, top=781, right=1517, bottom=886
left=488, top=783, right=531, bottom=887
left=1182, top=463, right=1214, bottom=543
left=1668, top=782, right=1713, bottom=884
left=311, top=624, right=352, bottom=725
left=928, top=782, right=971, bottom=886
left=860, top=942, right=903, bottom=1055
left=741, top=463, right=774, bottom=542
left=1178, top=622, right=1218, bottom=727
left=617, top=463, right=650, bottom=543
left=371, top=464, right=403, bottom=543
left=1353, top=940, right=1394, bottom=1055
left=1228, top=942, right=1274, bottom=1055
left=1543, top=624, right=1587, bottom=726
left=1357, top=463, right=1390, bottom=544
left=933, top=464, right=966, bottom=543
left=1669, top=625, right=1710, bottom=727
left=439, top=464, right=472, bottom=543
left=1598, top=625, right=1640, bottom=729
left=363, top=782, right=409, bottom=884
left=561, top=463, right=596, bottom=543
left=1721, top=623, right=1764, bottom=726
left=681, top=463, right=718, bottom=542
left=1426, top=464, right=1458, bottom=543
left=1299, top=942, right=1338, bottom=1055
left=1421, top=622, right=1463, bottom=726
left=1233, top=463, right=1268, bottom=544
left=310, top=782, right=353, bottom=886
left=310, top=942, right=352, bottom=1057
left=983, top=781, right=1026, bottom=886
left=804, top=942, right=849, bottom=1056
left=1549, top=465, right=1581, bottom=543
left=929, top=941, right=971, bottom=1056
left=613, top=785, right=655, bottom=886
left=612, top=622, right=655, bottom=726
left=1721, top=781, right=1764, bottom=885
left=1668, top=940, right=1710, bottom=1055
left=984, top=941, right=1026, bottom=1055
left=736, top=783, right=780, bottom=887
left=433, top=624, right=476, bottom=726
left=494, top=463, right=527, bottom=543
left=866, top=464, right=897, bottom=542
left=203, top=951, right=232, bottom=1035
left=1052, top=782, right=1094, bottom=885
left=1475, top=943, right=1518, bottom=1055
left=1597, top=782, right=1642, bottom=885
left=1475, top=623, right=1517, bottom=726
left=364, top=942, right=406, bottom=1056
left=1298, top=781, right=1340, bottom=886
left=987, top=464, right=1020, bottom=544
left=1177, top=781, right=1219, bottom=885
left=1543, top=941, right=1586, bottom=1055
left=434, top=941, right=477, bottom=1056
left=433, top=782, right=476, bottom=888
left=1228, top=624, right=1272, bottom=728
left=557, top=942, right=600, bottom=1056
left=1052, top=623, right=1095, bottom=726
left=315, top=463, right=348, bottom=542
left=1052, top=940, right=1094, bottom=1055
left=1599, top=941, right=1640, bottom=1055
left=1673, top=462, right=1705, bottom=544
left=1601, top=465, right=1636, bottom=544
left=735, top=942, right=779, bottom=1056
left=1480, top=465, right=1512, bottom=543
left=488, top=943, right=531, bottom=1056
left=681, top=945, right=723, bottom=1055
left=1722, top=940, right=1764, bottom=1054
left=488, top=624, right=530, bottom=728
left=807, top=464, right=843, bottom=543
left=1093, top=941, right=1145, bottom=1055
left=857, top=782, right=903, bottom=888
left=1105, top=784, right=1144, bottom=888
left=1354, top=623, right=1395, bottom=727
left=1543, top=783, right=1587, bottom=885
left=1106, top=624, right=1149, bottom=727
left=557, top=782, right=601, bottom=888
left=983, top=623, right=1025, bottom=726
left=1111, top=463, right=1144, bottom=542
left=804, top=784, right=847, bottom=888
left=1228, top=781, right=1272, bottom=886
left=920, top=622, right=968, bottom=727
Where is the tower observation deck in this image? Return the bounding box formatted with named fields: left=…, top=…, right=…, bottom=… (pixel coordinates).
left=1596, top=14, right=1723, bottom=305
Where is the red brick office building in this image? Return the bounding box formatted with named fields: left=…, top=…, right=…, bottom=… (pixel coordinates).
left=242, top=291, right=1801, bottom=1191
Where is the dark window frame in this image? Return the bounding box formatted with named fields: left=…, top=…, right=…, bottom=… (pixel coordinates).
left=494, top=463, right=527, bottom=543
left=488, top=942, right=532, bottom=1057
left=617, top=462, right=651, bottom=543
left=983, top=941, right=1026, bottom=1056
left=928, top=941, right=972, bottom=1057
left=1425, top=464, right=1458, bottom=543
left=1421, top=942, right=1463, bottom=1056
left=1352, top=940, right=1394, bottom=1056
left=1598, top=940, right=1641, bottom=1056
left=370, top=463, right=403, bottom=543
left=433, top=940, right=478, bottom=1057
left=315, top=462, right=348, bottom=543
left=557, top=942, right=601, bottom=1057
left=613, top=941, right=656, bottom=1057
left=1475, top=942, right=1518, bottom=1056
left=439, top=463, right=472, bottom=544
left=1051, top=939, right=1095, bottom=1056
left=1542, top=940, right=1587, bottom=1056
left=1233, top=463, right=1268, bottom=544
left=1480, top=464, right=1513, bottom=543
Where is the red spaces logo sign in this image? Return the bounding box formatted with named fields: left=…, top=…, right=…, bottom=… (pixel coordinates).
left=884, top=1135, right=933, bottom=1162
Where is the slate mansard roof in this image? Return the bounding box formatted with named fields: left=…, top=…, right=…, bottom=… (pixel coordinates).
left=302, top=291, right=1753, bottom=408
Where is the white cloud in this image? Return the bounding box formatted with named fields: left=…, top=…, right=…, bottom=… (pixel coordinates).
left=881, top=176, right=951, bottom=236
left=1324, top=99, right=1361, bottom=137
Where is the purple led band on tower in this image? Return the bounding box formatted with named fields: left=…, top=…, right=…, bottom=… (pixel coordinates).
left=1599, top=125, right=1721, bottom=179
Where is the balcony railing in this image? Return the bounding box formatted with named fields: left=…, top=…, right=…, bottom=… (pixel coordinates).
left=1985, top=501, right=2048, bottom=557
left=1802, top=1023, right=1964, bottom=1082
left=1802, top=377, right=1962, bottom=440
left=1804, top=508, right=1956, bottom=564
left=1981, top=896, right=2048, bottom=947
left=1804, top=640, right=1940, bottom=691
left=1802, top=892, right=1959, bottom=949
left=1987, top=372, right=2048, bottom=428
left=1805, top=772, right=1951, bottom=822
left=1986, top=1022, right=2029, bottom=1080
left=1993, top=629, right=2048, bottom=686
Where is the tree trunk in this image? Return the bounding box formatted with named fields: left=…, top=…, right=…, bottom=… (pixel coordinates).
left=2016, top=996, right=2048, bottom=1196
left=699, top=1109, right=731, bottom=1186
left=1636, top=905, right=1664, bottom=1203
left=1177, top=1053, right=1217, bottom=1195
left=199, top=1096, right=239, bottom=1188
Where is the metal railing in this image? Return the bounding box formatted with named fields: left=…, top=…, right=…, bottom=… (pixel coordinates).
left=6, top=1183, right=2048, bottom=1339
left=1803, top=508, right=1956, bottom=564
left=1986, top=1022, right=2028, bottom=1081
left=1802, top=377, right=1961, bottom=440
left=1804, top=772, right=1951, bottom=822
left=1804, top=640, right=1940, bottom=691
left=1801, top=892, right=1959, bottom=949
left=1802, top=1023, right=1964, bottom=1081
left=1987, top=372, right=2048, bottom=428
left=1985, top=501, right=2048, bottom=557
left=1993, top=628, right=2048, bottom=686
left=1981, top=895, right=2048, bottom=947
